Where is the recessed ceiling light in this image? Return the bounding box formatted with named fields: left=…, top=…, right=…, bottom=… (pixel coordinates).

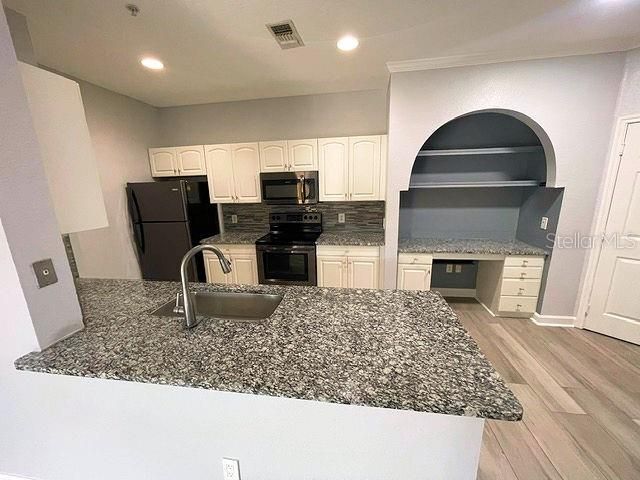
left=140, top=57, right=164, bottom=70
left=337, top=35, right=359, bottom=52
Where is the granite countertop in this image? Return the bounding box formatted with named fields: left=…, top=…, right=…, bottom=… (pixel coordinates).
left=316, top=231, right=385, bottom=247
left=398, top=238, right=547, bottom=256
left=15, top=279, right=522, bottom=421
left=201, top=230, right=267, bottom=245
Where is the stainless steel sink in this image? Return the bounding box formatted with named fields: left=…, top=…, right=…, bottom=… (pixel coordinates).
left=149, top=291, right=283, bottom=323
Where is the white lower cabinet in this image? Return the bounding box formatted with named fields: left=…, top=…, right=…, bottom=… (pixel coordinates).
left=203, top=245, right=258, bottom=285
left=396, top=254, right=433, bottom=291
left=317, top=246, right=381, bottom=289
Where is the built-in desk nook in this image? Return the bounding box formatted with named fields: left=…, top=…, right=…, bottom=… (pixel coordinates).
left=397, top=111, right=564, bottom=318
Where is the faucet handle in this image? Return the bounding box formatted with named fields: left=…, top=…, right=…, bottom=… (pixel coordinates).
left=173, top=292, right=185, bottom=314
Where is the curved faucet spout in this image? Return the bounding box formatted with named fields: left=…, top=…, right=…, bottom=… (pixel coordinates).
left=180, top=244, right=231, bottom=328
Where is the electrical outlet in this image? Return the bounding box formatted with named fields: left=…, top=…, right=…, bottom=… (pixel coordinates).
left=231, top=215, right=238, bottom=224
left=338, top=213, right=346, bottom=224
left=455, top=264, right=462, bottom=273
left=32, top=259, right=58, bottom=288
left=222, top=458, right=241, bottom=480
left=540, top=216, right=549, bottom=230
left=446, top=264, right=453, bottom=273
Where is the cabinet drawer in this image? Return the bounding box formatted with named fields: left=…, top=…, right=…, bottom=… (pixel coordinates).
left=317, top=245, right=379, bottom=258
left=504, top=256, right=544, bottom=268
left=503, top=266, right=543, bottom=279
left=499, top=295, right=537, bottom=313
left=398, top=253, right=433, bottom=265
left=501, top=278, right=541, bottom=297
left=204, top=245, right=255, bottom=256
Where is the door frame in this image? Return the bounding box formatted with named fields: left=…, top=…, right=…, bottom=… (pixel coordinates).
left=575, top=114, right=640, bottom=328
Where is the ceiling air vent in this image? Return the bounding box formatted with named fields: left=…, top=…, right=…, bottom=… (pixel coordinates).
left=266, top=20, right=304, bottom=49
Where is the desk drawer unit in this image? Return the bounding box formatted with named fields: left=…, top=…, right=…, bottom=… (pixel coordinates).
left=501, top=278, right=542, bottom=297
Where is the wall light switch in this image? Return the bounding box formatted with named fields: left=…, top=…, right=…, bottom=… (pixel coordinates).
left=231, top=215, right=238, bottom=224
left=222, top=458, right=241, bottom=480
left=540, top=216, right=549, bottom=230
left=338, top=213, right=346, bottom=224
left=455, top=264, right=462, bottom=273
left=446, top=264, right=453, bottom=273
left=32, top=258, right=58, bottom=288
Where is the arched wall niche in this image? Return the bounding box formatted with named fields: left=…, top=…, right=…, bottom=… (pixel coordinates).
left=407, top=108, right=557, bottom=188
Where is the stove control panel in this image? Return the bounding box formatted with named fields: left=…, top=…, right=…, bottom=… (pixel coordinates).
left=270, top=212, right=322, bottom=224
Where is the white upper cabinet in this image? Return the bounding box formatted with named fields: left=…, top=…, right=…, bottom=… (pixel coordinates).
left=231, top=143, right=261, bottom=203
left=259, top=141, right=289, bottom=172
left=349, top=136, right=381, bottom=201
left=175, top=145, right=207, bottom=175
left=288, top=138, right=318, bottom=170
left=319, top=135, right=385, bottom=202
left=205, top=144, right=235, bottom=203
left=149, top=148, right=178, bottom=177
left=319, top=137, right=349, bottom=201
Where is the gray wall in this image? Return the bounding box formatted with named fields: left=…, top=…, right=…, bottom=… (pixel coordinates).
left=516, top=188, right=564, bottom=251
left=0, top=7, right=82, bottom=348
left=399, top=188, right=525, bottom=240
left=157, top=89, right=388, bottom=146
left=68, top=80, right=160, bottom=279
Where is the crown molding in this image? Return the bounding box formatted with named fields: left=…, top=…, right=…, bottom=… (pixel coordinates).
left=385, top=48, right=629, bottom=73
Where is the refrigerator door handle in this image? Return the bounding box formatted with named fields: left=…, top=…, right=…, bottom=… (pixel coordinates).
left=133, top=223, right=145, bottom=254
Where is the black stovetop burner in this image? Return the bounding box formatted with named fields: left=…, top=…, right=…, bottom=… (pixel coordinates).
left=255, top=211, right=322, bottom=246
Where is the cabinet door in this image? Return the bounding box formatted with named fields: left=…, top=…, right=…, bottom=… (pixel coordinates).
left=204, top=252, right=231, bottom=284
left=349, top=136, right=381, bottom=201
left=176, top=145, right=206, bottom=176
left=231, top=254, right=258, bottom=285
left=318, top=138, right=349, bottom=201
left=288, top=139, right=318, bottom=170
left=397, top=264, right=431, bottom=291
left=204, top=144, right=235, bottom=203
left=231, top=143, right=261, bottom=203
left=149, top=148, right=177, bottom=177
left=348, top=256, right=379, bottom=289
left=317, top=256, right=346, bottom=288
left=259, top=141, right=289, bottom=172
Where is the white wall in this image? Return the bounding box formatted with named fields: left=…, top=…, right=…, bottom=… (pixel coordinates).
left=157, top=89, right=388, bottom=146
left=386, top=53, right=626, bottom=317
left=615, top=48, right=640, bottom=118
left=69, top=80, right=159, bottom=279
left=0, top=6, right=82, bottom=348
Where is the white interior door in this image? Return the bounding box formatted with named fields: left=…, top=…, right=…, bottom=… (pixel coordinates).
left=176, top=145, right=206, bottom=175
left=349, top=136, right=381, bottom=201
left=231, top=143, right=261, bottom=203
left=204, top=144, right=235, bottom=203
left=319, top=138, right=348, bottom=201
left=586, top=121, right=640, bottom=344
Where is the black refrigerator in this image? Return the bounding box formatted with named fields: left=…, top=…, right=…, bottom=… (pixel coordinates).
left=126, top=180, right=219, bottom=282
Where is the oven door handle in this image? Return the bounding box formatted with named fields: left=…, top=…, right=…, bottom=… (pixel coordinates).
left=258, top=245, right=315, bottom=253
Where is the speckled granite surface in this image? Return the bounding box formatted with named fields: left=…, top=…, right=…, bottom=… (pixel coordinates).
left=398, top=238, right=547, bottom=256
left=15, top=279, right=522, bottom=421
left=201, top=231, right=267, bottom=245
left=316, top=231, right=385, bottom=246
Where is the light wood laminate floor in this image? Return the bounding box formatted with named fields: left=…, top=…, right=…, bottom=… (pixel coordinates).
left=447, top=298, right=640, bottom=480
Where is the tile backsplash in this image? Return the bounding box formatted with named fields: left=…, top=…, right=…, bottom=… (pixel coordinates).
left=222, top=202, right=385, bottom=232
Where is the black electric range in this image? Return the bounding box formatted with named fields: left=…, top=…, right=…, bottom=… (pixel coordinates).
left=256, top=211, right=322, bottom=286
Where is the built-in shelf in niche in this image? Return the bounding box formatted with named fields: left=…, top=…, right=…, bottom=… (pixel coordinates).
left=408, top=180, right=545, bottom=189
left=416, top=146, right=543, bottom=157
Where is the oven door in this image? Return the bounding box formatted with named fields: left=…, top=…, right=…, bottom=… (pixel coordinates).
left=257, top=244, right=317, bottom=286
left=260, top=172, right=318, bottom=205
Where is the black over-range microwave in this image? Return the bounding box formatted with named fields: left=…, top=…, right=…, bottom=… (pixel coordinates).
left=260, top=171, right=318, bottom=205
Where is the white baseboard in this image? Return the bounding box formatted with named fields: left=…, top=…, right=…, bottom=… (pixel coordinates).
left=531, top=312, right=575, bottom=327
left=476, top=299, right=496, bottom=317
left=435, top=288, right=477, bottom=298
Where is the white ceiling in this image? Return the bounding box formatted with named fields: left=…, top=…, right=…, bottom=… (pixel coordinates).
left=6, top=0, right=640, bottom=107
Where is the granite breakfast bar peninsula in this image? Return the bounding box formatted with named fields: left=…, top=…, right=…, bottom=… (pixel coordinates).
left=15, top=279, right=521, bottom=479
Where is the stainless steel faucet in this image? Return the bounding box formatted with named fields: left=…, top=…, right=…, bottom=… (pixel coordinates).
left=180, top=244, right=232, bottom=328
